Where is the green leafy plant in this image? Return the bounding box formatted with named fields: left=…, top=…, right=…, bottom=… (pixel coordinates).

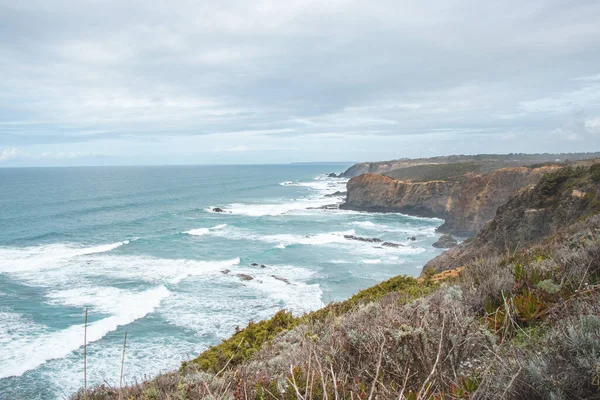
left=513, top=289, right=547, bottom=323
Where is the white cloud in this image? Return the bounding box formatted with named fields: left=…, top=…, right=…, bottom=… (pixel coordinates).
left=585, top=117, right=600, bottom=134
left=0, top=148, right=24, bottom=162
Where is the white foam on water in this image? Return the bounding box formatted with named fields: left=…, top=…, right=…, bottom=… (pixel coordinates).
left=185, top=223, right=228, bottom=236
left=351, top=221, right=440, bottom=236
left=186, top=228, right=210, bottom=236
left=244, top=275, right=323, bottom=315
left=0, top=286, right=169, bottom=379
left=0, top=242, right=241, bottom=287
left=193, top=225, right=357, bottom=248
left=213, top=176, right=348, bottom=217
left=362, top=259, right=382, bottom=264
left=46, top=335, right=203, bottom=399
left=221, top=198, right=336, bottom=216
left=0, top=241, right=129, bottom=273
left=159, top=264, right=322, bottom=337
left=0, top=309, right=47, bottom=347
left=262, top=230, right=356, bottom=246
left=353, top=221, right=379, bottom=229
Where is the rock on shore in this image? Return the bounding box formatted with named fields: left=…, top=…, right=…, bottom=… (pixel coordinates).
left=432, top=234, right=457, bottom=248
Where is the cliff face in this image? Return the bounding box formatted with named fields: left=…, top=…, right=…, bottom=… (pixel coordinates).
left=423, top=165, right=600, bottom=274
left=339, top=173, right=456, bottom=219
left=437, top=166, right=558, bottom=235
left=342, top=166, right=559, bottom=235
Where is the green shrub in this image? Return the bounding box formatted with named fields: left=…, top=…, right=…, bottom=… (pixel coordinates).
left=189, top=310, right=297, bottom=373
left=538, top=166, right=587, bottom=196
left=590, top=163, right=600, bottom=182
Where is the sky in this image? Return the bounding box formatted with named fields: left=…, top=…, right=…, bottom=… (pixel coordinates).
left=1, top=0, right=600, bottom=167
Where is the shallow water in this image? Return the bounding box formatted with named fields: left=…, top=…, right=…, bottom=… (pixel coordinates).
left=0, top=164, right=444, bottom=399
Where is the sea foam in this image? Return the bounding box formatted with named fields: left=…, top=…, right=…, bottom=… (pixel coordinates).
left=0, top=286, right=169, bottom=379
left=0, top=241, right=129, bottom=273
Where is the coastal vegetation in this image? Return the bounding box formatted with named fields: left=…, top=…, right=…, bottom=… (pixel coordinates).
left=75, top=163, right=600, bottom=399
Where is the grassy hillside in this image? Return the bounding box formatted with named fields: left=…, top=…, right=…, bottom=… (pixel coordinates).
left=383, top=162, right=482, bottom=182
left=342, top=152, right=600, bottom=178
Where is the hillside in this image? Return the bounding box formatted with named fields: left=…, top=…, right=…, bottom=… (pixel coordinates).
left=77, top=163, right=600, bottom=400
left=341, top=152, right=600, bottom=178
left=424, top=163, right=600, bottom=274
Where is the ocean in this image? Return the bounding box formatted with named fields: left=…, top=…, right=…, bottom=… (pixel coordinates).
left=0, top=164, right=444, bottom=399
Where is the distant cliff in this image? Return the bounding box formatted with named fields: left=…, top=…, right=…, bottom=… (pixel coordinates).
left=341, top=152, right=600, bottom=178
left=423, top=164, right=600, bottom=274
left=341, top=166, right=560, bottom=236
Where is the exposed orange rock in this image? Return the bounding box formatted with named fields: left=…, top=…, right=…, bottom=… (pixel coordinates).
left=341, top=166, right=561, bottom=236
left=417, top=267, right=464, bottom=284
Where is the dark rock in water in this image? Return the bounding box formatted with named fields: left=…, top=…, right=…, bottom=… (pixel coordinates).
left=325, top=191, right=347, bottom=198
left=260, top=264, right=267, bottom=268
left=307, top=204, right=339, bottom=210
left=237, top=273, right=254, bottom=281
left=328, top=173, right=339, bottom=178
left=344, top=235, right=382, bottom=243
left=408, top=236, right=416, bottom=241
left=213, top=207, right=225, bottom=213
left=271, top=275, right=291, bottom=284
left=432, top=234, right=458, bottom=249
left=221, top=269, right=230, bottom=274
left=382, top=241, right=404, bottom=248
left=250, top=263, right=259, bottom=266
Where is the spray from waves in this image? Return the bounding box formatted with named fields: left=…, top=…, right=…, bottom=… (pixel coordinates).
left=6, top=252, right=241, bottom=288
left=197, top=225, right=357, bottom=247
left=262, top=230, right=356, bottom=246
left=0, top=241, right=130, bottom=273
left=205, top=198, right=341, bottom=216
left=351, top=220, right=441, bottom=236
left=207, top=175, right=348, bottom=217
left=185, top=224, right=228, bottom=236
left=184, top=225, right=430, bottom=255
left=0, top=286, right=169, bottom=379
left=159, top=264, right=322, bottom=336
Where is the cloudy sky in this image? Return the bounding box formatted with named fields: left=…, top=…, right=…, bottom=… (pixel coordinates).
left=1, top=0, right=600, bottom=166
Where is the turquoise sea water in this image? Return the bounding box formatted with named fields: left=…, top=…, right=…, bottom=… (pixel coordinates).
left=0, top=164, right=444, bottom=399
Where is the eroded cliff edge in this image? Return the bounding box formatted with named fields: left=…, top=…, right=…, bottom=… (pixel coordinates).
left=340, top=166, right=559, bottom=236
left=423, top=164, right=600, bottom=274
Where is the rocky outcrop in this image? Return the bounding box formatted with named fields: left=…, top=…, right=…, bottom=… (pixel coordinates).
left=432, top=234, right=457, bottom=248
left=340, top=173, right=457, bottom=219
left=237, top=274, right=254, bottom=281
left=423, top=165, right=600, bottom=274
left=437, top=166, right=558, bottom=235
left=344, top=235, right=383, bottom=243
left=341, top=166, right=560, bottom=236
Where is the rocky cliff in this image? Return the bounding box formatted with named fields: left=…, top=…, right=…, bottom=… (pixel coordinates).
left=423, top=164, right=600, bottom=274
left=339, top=173, right=457, bottom=219
left=341, top=166, right=559, bottom=235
